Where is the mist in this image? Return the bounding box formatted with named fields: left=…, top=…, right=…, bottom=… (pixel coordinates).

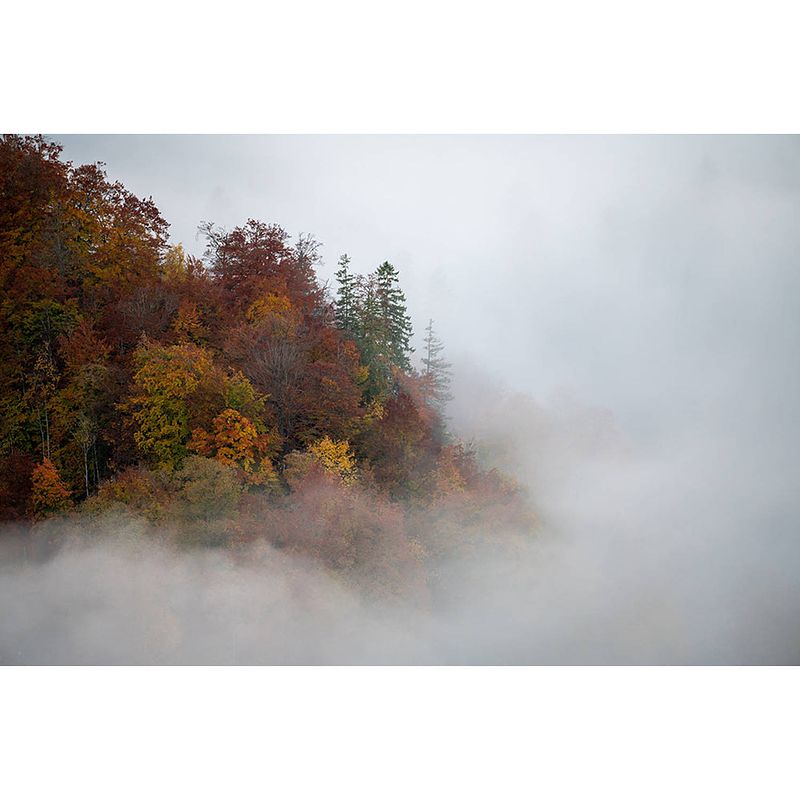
left=2, top=135, right=799, bottom=663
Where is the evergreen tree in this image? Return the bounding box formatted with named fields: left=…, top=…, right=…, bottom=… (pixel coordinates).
left=334, top=254, right=355, bottom=332
left=375, top=261, right=414, bottom=371
left=351, top=273, right=391, bottom=399
left=346, top=263, right=415, bottom=399
left=421, top=318, right=453, bottom=416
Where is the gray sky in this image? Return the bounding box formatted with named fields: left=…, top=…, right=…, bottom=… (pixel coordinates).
left=58, top=135, right=800, bottom=448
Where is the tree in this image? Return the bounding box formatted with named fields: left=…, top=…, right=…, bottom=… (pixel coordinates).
left=345, top=262, right=414, bottom=399
left=30, top=458, right=72, bottom=518
left=55, top=319, right=112, bottom=496
left=28, top=345, right=58, bottom=459
left=226, top=301, right=363, bottom=451
left=421, top=318, right=453, bottom=417
left=188, top=408, right=273, bottom=480
left=202, top=220, right=321, bottom=314
left=334, top=254, right=355, bottom=333
left=171, top=298, right=206, bottom=342
left=354, top=383, right=439, bottom=500
left=174, top=456, right=243, bottom=523
left=74, top=415, right=98, bottom=500
left=351, top=272, right=390, bottom=398
left=307, top=436, right=357, bottom=483
left=126, top=339, right=215, bottom=470
left=375, top=261, right=414, bottom=371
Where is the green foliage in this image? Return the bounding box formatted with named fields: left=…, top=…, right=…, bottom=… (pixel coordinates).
left=127, top=340, right=215, bottom=470
left=222, top=370, right=270, bottom=433
left=375, top=260, right=414, bottom=371
left=344, top=261, right=415, bottom=399
left=334, top=253, right=355, bottom=332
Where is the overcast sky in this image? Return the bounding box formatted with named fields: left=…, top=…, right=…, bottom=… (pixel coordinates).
left=57, top=135, right=800, bottom=453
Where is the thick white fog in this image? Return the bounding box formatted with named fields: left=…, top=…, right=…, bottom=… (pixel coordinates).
left=1, top=135, right=797, bottom=663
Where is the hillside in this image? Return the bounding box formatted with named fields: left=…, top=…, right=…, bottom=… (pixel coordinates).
left=0, top=135, right=535, bottom=598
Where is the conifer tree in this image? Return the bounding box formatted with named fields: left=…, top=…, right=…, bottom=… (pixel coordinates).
left=334, top=254, right=355, bottom=332
left=351, top=273, right=390, bottom=398
left=347, top=262, right=415, bottom=399
left=421, top=318, right=453, bottom=416
left=375, top=261, right=413, bottom=371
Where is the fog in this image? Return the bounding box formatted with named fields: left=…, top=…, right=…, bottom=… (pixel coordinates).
left=1, top=135, right=798, bottom=663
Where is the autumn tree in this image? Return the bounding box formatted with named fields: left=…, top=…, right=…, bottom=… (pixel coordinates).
left=189, top=408, right=275, bottom=483
left=54, top=318, right=112, bottom=496
left=126, top=339, right=215, bottom=470
left=171, top=298, right=206, bottom=342
left=173, top=456, right=244, bottom=524
left=202, top=220, right=321, bottom=315
left=225, top=296, right=363, bottom=451
left=30, top=458, right=72, bottom=518
left=307, top=436, right=357, bottom=483
left=354, top=380, right=440, bottom=500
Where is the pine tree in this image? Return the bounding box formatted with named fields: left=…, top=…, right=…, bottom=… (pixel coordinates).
left=421, top=318, right=453, bottom=416
left=351, top=273, right=390, bottom=399
left=334, top=254, right=355, bottom=332
left=375, top=261, right=414, bottom=371
left=347, top=263, right=414, bottom=399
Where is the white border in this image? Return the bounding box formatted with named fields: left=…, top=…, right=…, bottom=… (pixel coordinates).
left=2, top=1, right=799, bottom=132
left=2, top=2, right=799, bottom=796
left=1, top=667, right=798, bottom=798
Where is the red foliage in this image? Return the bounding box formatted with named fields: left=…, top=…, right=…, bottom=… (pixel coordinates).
left=355, top=382, right=441, bottom=500
left=0, top=450, right=36, bottom=521
left=204, top=220, right=322, bottom=316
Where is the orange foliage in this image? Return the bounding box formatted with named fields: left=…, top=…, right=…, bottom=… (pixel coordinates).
left=30, top=458, right=72, bottom=518
left=189, top=408, right=275, bottom=485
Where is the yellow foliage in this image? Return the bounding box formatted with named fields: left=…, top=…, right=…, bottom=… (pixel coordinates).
left=161, top=244, right=189, bottom=281
left=356, top=364, right=370, bottom=387
left=364, top=399, right=385, bottom=423
left=129, top=341, right=215, bottom=470
left=248, top=458, right=280, bottom=490
left=246, top=293, right=294, bottom=324
left=307, top=436, right=357, bottom=483
left=189, top=408, right=275, bottom=486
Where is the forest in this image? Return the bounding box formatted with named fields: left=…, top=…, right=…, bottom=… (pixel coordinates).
left=0, top=134, right=535, bottom=601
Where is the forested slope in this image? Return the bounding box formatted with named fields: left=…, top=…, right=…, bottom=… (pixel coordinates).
left=0, top=135, right=535, bottom=598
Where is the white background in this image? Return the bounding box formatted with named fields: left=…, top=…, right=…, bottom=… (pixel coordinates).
left=2, top=1, right=799, bottom=798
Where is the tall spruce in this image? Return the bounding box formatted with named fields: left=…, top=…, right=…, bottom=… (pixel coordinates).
left=375, top=261, right=414, bottom=371
left=334, top=253, right=355, bottom=332
left=351, top=273, right=390, bottom=398
left=421, top=318, right=453, bottom=416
